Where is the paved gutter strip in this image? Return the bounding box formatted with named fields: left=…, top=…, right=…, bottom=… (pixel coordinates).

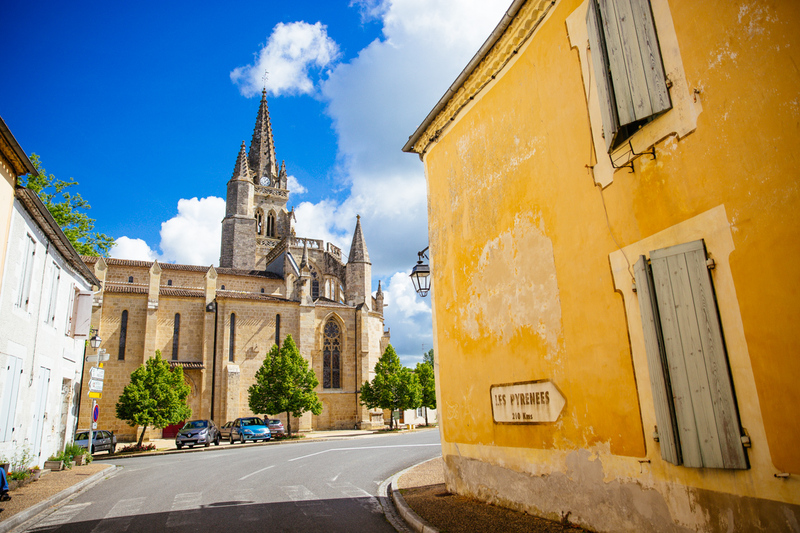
left=381, top=460, right=439, bottom=533
left=1, top=466, right=119, bottom=533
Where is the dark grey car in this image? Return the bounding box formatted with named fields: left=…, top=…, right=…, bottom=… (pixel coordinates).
left=175, top=420, right=220, bottom=449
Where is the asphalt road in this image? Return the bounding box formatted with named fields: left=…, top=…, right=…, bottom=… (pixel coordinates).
left=23, top=430, right=441, bottom=533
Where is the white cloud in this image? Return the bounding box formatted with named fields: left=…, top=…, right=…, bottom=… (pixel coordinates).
left=159, top=197, right=225, bottom=266
left=231, top=21, right=340, bottom=97
left=287, top=175, right=307, bottom=195
left=111, top=196, right=225, bottom=266
left=380, top=271, right=433, bottom=367
left=110, top=237, right=158, bottom=262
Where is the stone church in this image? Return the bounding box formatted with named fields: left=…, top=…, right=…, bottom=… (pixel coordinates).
left=79, top=90, right=389, bottom=440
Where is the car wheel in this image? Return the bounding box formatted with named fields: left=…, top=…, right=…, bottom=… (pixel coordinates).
left=177, top=443, right=182, bottom=450
left=241, top=434, right=246, bottom=444
left=214, top=435, right=220, bottom=446
left=205, top=438, right=210, bottom=447
left=230, top=434, right=235, bottom=445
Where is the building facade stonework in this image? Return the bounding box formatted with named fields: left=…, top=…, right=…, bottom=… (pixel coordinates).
left=79, top=92, right=388, bottom=440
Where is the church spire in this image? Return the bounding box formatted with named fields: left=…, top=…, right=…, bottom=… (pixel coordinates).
left=248, top=88, right=278, bottom=185
left=348, top=215, right=370, bottom=264
left=231, top=141, right=250, bottom=181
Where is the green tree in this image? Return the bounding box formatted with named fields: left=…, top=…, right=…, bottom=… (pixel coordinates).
left=22, top=154, right=115, bottom=256
left=423, top=349, right=434, bottom=367
left=248, top=335, right=322, bottom=437
left=415, top=361, right=436, bottom=426
left=115, top=350, right=192, bottom=446
left=360, top=345, right=421, bottom=429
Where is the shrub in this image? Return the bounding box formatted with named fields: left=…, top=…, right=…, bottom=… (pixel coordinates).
left=118, top=443, right=156, bottom=453
left=9, top=470, right=30, bottom=481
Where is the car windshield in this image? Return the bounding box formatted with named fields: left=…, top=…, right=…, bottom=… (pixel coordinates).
left=268, top=420, right=281, bottom=426
left=183, top=421, right=208, bottom=429
left=75, top=432, right=89, bottom=440
left=241, top=418, right=263, bottom=427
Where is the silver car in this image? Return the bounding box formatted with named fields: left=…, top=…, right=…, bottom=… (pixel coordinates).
left=175, top=420, right=220, bottom=449
left=75, top=430, right=116, bottom=454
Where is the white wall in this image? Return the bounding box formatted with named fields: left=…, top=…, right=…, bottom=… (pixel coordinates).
left=0, top=200, right=92, bottom=467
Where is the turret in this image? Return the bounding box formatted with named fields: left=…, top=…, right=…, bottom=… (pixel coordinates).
left=375, top=280, right=384, bottom=315
left=220, top=142, right=256, bottom=269
left=345, top=215, right=371, bottom=308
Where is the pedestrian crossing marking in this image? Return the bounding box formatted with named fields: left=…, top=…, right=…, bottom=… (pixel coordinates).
left=90, top=497, right=146, bottom=533
left=165, top=492, right=202, bottom=528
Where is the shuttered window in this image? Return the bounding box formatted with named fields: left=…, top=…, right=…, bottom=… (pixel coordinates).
left=634, top=240, right=748, bottom=469
left=586, top=0, right=671, bottom=151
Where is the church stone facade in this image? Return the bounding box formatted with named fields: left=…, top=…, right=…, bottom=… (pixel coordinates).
left=79, top=91, right=389, bottom=440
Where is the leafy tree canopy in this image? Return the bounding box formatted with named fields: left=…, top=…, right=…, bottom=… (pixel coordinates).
left=361, top=344, right=421, bottom=429
left=248, top=335, right=322, bottom=436
left=423, top=349, right=434, bottom=367
left=115, top=350, right=192, bottom=446
left=415, top=361, right=436, bottom=410
left=21, top=154, right=115, bottom=256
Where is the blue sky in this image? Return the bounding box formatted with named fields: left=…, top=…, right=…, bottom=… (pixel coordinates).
left=1, top=0, right=510, bottom=365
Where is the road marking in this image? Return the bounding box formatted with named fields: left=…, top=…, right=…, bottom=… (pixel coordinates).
left=329, top=482, right=382, bottom=514
left=90, top=497, right=146, bottom=533
left=238, top=464, right=275, bottom=481
left=281, top=485, right=333, bottom=517
left=233, top=488, right=260, bottom=522
left=165, top=492, right=202, bottom=528
left=288, top=443, right=440, bottom=462
left=30, top=502, right=92, bottom=530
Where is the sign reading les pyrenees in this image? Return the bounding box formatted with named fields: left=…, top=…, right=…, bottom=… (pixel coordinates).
left=491, top=380, right=566, bottom=424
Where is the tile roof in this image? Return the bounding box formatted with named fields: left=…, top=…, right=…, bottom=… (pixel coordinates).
left=169, top=361, right=205, bottom=369
left=81, top=257, right=283, bottom=279
left=159, top=288, right=204, bottom=298
left=103, top=284, right=148, bottom=294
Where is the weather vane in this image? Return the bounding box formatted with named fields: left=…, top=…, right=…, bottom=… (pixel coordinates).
left=262, top=70, right=269, bottom=90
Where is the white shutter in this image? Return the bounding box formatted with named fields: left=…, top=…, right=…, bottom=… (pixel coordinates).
left=586, top=0, right=620, bottom=151
left=72, top=291, right=93, bottom=338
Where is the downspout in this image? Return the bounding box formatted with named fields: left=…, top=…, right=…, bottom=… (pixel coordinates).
left=210, top=299, right=218, bottom=421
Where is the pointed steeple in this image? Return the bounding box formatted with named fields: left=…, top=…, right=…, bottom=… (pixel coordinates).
left=300, top=239, right=309, bottom=271
left=279, top=161, right=287, bottom=189
left=231, top=141, right=251, bottom=181
left=248, top=88, right=278, bottom=185
left=376, top=280, right=383, bottom=296
left=348, top=215, right=370, bottom=264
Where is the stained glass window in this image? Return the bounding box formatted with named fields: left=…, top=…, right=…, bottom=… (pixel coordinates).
left=323, top=319, right=341, bottom=388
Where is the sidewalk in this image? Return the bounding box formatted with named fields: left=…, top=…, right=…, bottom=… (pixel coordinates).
left=391, top=457, right=590, bottom=533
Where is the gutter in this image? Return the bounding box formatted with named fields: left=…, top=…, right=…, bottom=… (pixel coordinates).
left=402, top=0, right=528, bottom=154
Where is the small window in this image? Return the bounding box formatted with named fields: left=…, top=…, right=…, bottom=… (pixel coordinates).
left=275, top=314, right=281, bottom=347
left=586, top=0, right=671, bottom=151
left=229, top=313, right=236, bottom=362
left=128, top=276, right=134, bottom=283
left=172, top=313, right=180, bottom=360
left=118, top=310, right=128, bottom=360
left=634, top=240, right=747, bottom=469
left=221, top=285, right=225, bottom=290
left=167, top=279, right=172, bottom=286
left=267, top=212, right=276, bottom=237
left=261, top=287, right=265, bottom=293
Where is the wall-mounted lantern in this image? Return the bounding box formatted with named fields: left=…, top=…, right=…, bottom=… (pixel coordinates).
left=89, top=328, right=102, bottom=349
left=410, top=247, right=431, bottom=297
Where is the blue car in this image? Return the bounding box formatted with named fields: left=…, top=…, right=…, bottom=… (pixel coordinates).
left=230, top=417, right=271, bottom=443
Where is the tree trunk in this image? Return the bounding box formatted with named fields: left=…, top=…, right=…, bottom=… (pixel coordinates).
left=424, top=408, right=428, bottom=426
left=137, top=426, right=147, bottom=447
left=285, top=412, right=292, bottom=437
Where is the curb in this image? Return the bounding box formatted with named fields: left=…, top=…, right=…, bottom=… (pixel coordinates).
left=380, top=457, right=441, bottom=533
left=1, top=465, right=119, bottom=533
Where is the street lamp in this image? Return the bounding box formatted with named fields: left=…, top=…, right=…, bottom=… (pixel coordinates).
left=410, top=247, right=431, bottom=297
left=89, top=329, right=102, bottom=349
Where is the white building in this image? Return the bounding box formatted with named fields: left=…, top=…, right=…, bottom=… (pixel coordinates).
left=0, top=122, right=98, bottom=466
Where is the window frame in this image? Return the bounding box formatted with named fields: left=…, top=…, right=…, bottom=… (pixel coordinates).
left=322, top=317, right=342, bottom=389
left=118, top=310, right=128, bottom=360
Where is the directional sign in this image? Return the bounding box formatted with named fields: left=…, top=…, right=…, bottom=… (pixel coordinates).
left=490, top=380, right=566, bottom=424
left=86, top=349, right=110, bottom=363
left=88, top=391, right=102, bottom=399
left=88, top=379, right=104, bottom=393
left=89, top=367, right=105, bottom=381
left=92, top=404, right=99, bottom=422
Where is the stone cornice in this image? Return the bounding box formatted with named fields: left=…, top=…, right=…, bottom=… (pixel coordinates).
left=406, top=0, right=555, bottom=157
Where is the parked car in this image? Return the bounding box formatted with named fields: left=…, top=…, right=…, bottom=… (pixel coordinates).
left=267, top=419, right=285, bottom=437
left=175, top=420, right=220, bottom=449
left=219, top=421, right=234, bottom=442
left=74, top=430, right=116, bottom=454
left=229, top=417, right=271, bottom=443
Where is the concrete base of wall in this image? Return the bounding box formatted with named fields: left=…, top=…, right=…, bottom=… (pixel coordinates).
left=443, top=453, right=800, bottom=533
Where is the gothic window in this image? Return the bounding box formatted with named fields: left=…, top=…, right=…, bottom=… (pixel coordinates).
left=311, top=269, right=320, bottom=300
left=255, top=210, right=264, bottom=235
left=118, top=310, right=128, bottom=360
left=267, top=211, right=276, bottom=237
left=172, top=313, right=180, bottom=360
left=167, top=279, right=172, bottom=286
left=275, top=314, right=281, bottom=347
left=323, top=318, right=341, bottom=389
left=229, top=313, right=236, bottom=362
left=128, top=276, right=133, bottom=283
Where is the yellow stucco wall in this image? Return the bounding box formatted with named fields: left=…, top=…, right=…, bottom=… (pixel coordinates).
left=418, top=0, right=800, bottom=530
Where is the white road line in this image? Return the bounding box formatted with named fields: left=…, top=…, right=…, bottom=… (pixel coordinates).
left=281, top=485, right=332, bottom=517
left=329, top=482, right=382, bottom=514
left=90, top=497, right=146, bottom=533
left=165, top=492, right=202, bottom=528
left=288, top=443, right=440, bottom=462
left=30, top=502, right=92, bottom=530
left=238, top=464, right=275, bottom=481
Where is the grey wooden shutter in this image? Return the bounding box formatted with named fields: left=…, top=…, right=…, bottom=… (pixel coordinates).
left=586, top=0, right=620, bottom=151
left=634, top=256, right=681, bottom=465
left=597, top=0, right=671, bottom=126
left=650, top=240, right=747, bottom=469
